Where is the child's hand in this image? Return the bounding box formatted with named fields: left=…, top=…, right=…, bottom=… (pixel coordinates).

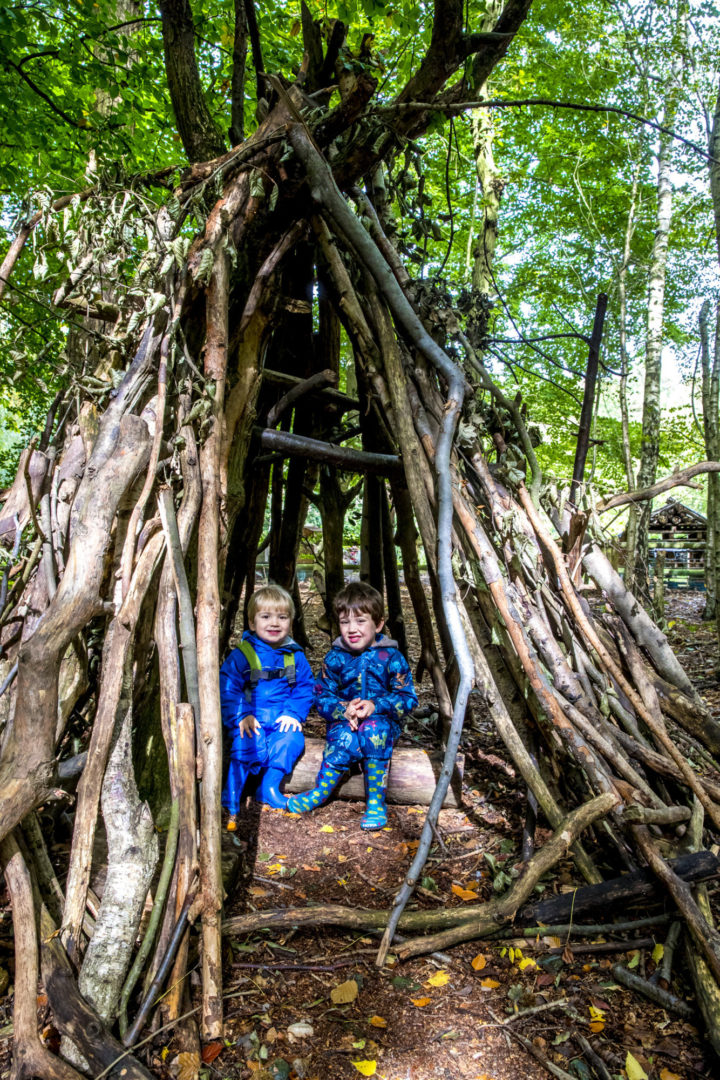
left=344, top=701, right=359, bottom=729
left=276, top=715, right=302, bottom=733
left=239, top=715, right=260, bottom=737
left=349, top=698, right=376, bottom=721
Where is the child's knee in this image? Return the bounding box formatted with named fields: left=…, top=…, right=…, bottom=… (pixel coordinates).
left=325, top=722, right=361, bottom=768
left=358, top=717, right=399, bottom=760
left=269, top=728, right=305, bottom=772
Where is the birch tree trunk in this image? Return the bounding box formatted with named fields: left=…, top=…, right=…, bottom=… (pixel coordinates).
left=699, top=302, right=720, bottom=635
left=617, top=172, right=640, bottom=591
left=635, top=0, right=688, bottom=598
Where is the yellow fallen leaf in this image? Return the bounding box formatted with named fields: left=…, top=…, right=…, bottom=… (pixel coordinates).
left=320, top=825, right=334, bottom=833
left=175, top=1051, right=200, bottom=1080
left=659, top=1070, right=681, bottom=1080
left=410, top=997, right=431, bottom=1007
left=471, top=954, right=487, bottom=971
left=366, top=846, right=373, bottom=853
left=352, top=1061, right=376, bottom=1076
left=451, top=884, right=478, bottom=901
left=407, top=807, right=423, bottom=813
left=588, top=1006, right=605, bottom=1022
left=338, top=878, right=347, bottom=885
left=338, top=854, right=348, bottom=863
left=161, top=1047, right=170, bottom=1061
left=426, top=971, right=450, bottom=987
left=368, top=1016, right=387, bottom=1027
left=331, top=979, right=359, bottom=1004
left=543, top=935, right=563, bottom=948
left=518, top=957, right=536, bottom=971
left=625, top=1051, right=648, bottom=1080
left=480, top=978, right=500, bottom=990
left=589, top=1021, right=605, bottom=1033
left=652, top=942, right=664, bottom=964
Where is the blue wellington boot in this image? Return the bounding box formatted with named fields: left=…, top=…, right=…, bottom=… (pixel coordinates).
left=256, top=767, right=289, bottom=809
left=223, top=760, right=251, bottom=829
left=360, top=759, right=389, bottom=831
left=286, top=760, right=344, bottom=813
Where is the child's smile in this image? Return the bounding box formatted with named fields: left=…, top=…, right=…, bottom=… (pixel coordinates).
left=338, top=611, right=384, bottom=653
left=250, top=607, right=291, bottom=646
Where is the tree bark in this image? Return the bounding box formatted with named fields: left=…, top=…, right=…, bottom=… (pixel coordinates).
left=284, top=739, right=464, bottom=807
left=195, top=252, right=229, bottom=1039
left=634, top=0, right=687, bottom=596
left=157, top=0, right=226, bottom=162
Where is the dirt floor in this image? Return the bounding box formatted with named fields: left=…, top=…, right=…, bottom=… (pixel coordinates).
left=0, top=588, right=718, bottom=1080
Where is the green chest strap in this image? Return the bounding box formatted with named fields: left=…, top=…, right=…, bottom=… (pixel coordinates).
left=238, top=641, right=296, bottom=704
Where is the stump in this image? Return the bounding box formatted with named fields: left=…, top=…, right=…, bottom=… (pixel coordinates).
left=283, top=738, right=464, bottom=808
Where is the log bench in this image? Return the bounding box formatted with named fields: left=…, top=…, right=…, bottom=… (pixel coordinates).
left=282, top=737, right=464, bottom=808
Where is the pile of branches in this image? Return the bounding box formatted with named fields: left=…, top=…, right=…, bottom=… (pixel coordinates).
left=0, top=24, right=719, bottom=1080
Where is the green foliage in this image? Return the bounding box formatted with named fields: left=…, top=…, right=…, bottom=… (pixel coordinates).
left=0, top=0, right=718, bottom=503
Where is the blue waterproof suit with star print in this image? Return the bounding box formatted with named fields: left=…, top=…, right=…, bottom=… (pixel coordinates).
left=314, top=633, right=417, bottom=769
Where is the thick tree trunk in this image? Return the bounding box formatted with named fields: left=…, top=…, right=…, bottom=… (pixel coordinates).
left=157, top=0, right=226, bottom=162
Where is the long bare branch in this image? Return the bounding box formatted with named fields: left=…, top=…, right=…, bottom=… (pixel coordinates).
left=599, top=460, right=720, bottom=511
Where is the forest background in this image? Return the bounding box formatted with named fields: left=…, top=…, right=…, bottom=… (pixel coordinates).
left=1, top=0, right=718, bottom=541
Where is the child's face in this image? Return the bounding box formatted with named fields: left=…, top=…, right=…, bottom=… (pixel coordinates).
left=338, top=609, right=384, bottom=654
left=249, top=606, right=292, bottom=646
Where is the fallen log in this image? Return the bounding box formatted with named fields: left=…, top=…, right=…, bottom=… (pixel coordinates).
left=521, top=849, right=720, bottom=925
left=283, top=738, right=464, bottom=808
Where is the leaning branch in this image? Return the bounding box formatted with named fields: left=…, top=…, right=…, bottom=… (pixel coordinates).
left=598, top=460, right=720, bottom=511
left=374, top=98, right=716, bottom=164
left=394, top=792, right=618, bottom=958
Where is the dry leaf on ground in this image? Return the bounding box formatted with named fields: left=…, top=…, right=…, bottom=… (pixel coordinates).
left=426, top=971, right=450, bottom=987
left=625, top=1051, right=648, bottom=1080
left=451, top=884, right=478, bottom=901
left=352, top=1060, right=377, bottom=1075
left=174, top=1051, right=200, bottom=1080
left=331, top=979, right=359, bottom=1004
left=201, top=1042, right=223, bottom=1064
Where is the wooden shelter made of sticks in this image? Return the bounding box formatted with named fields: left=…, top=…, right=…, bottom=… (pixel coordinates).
left=2, top=17, right=720, bottom=1077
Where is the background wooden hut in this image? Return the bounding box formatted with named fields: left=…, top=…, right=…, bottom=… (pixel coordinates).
left=621, top=499, right=707, bottom=590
